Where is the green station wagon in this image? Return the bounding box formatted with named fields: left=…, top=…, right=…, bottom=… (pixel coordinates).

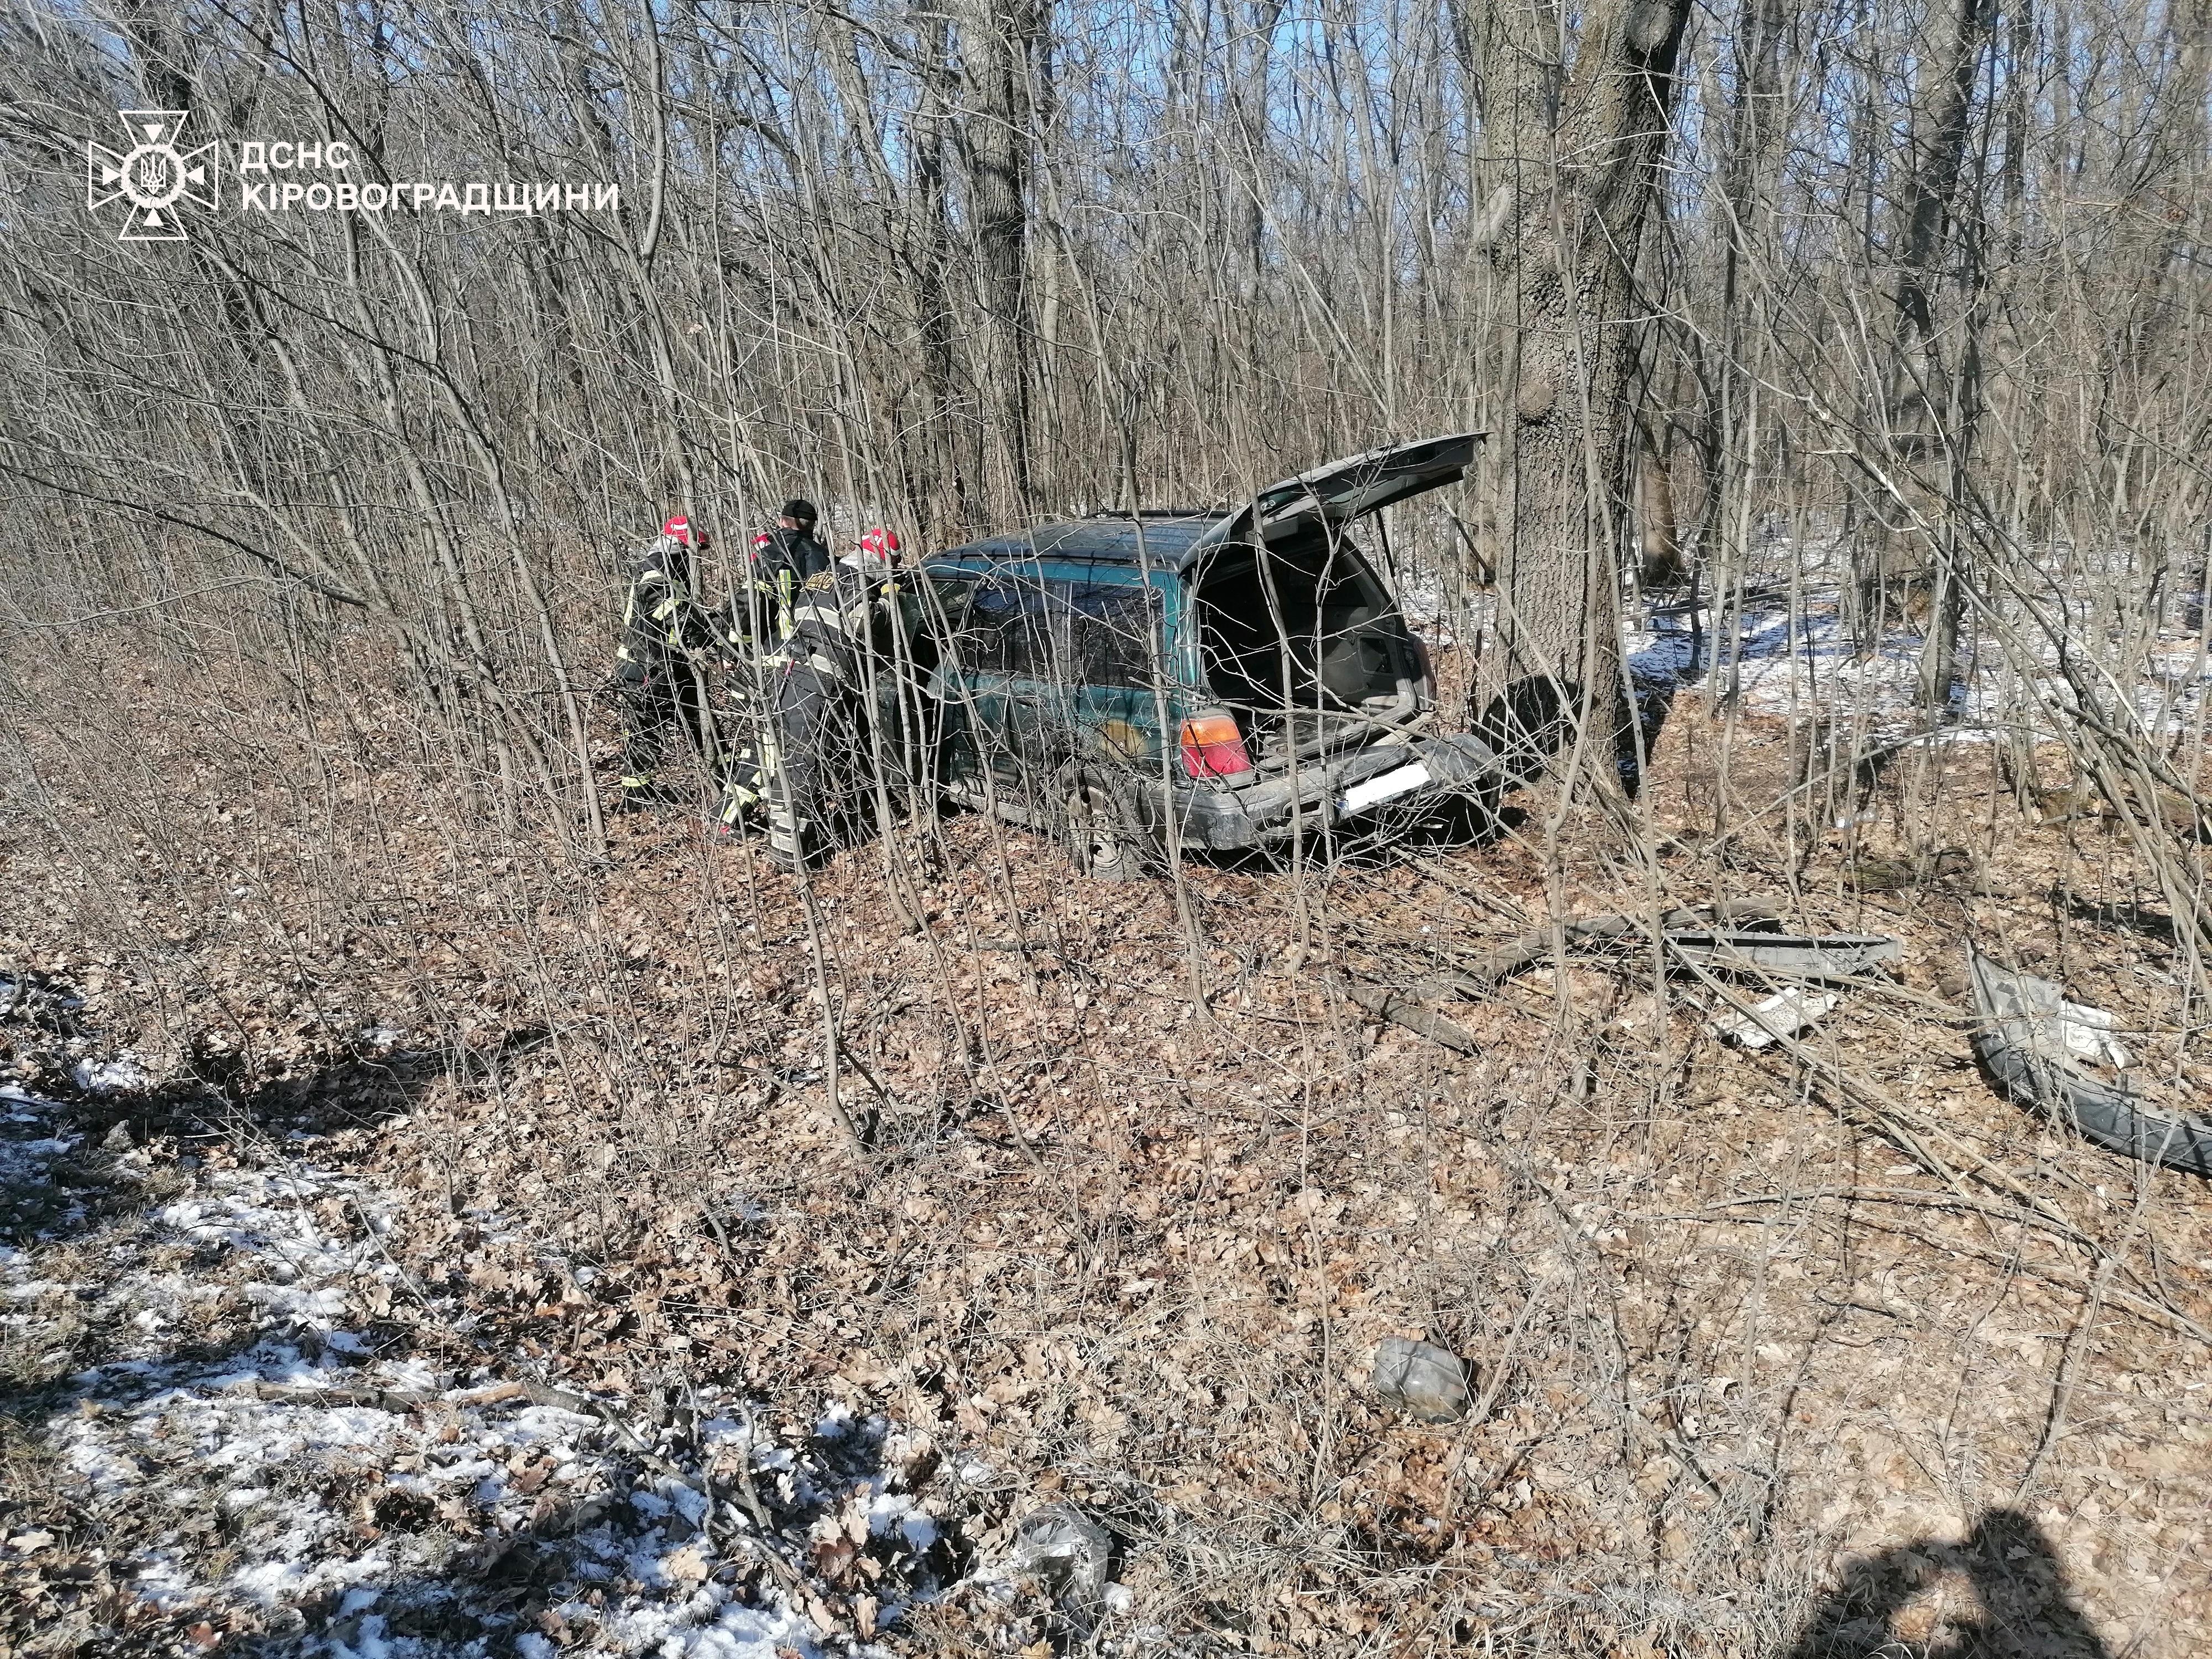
left=915, top=434, right=1512, bottom=878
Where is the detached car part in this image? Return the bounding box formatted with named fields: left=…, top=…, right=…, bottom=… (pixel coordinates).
left=1966, top=950, right=2211, bottom=1178
left=1661, top=930, right=1903, bottom=980
left=1710, top=986, right=1842, bottom=1050
left=1443, top=902, right=1886, bottom=992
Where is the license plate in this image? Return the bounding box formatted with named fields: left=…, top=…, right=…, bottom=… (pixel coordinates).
left=1338, top=761, right=1431, bottom=816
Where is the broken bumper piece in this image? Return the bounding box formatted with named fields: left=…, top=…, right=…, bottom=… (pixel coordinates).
left=1663, top=931, right=1904, bottom=979
left=1966, top=950, right=2211, bottom=1178
left=1175, top=733, right=1500, bottom=850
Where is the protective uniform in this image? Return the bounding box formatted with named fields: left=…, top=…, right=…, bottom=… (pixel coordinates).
left=713, top=604, right=778, bottom=834
left=745, top=523, right=832, bottom=643
left=612, top=518, right=723, bottom=810
left=716, top=510, right=833, bottom=834
left=759, top=536, right=915, bottom=869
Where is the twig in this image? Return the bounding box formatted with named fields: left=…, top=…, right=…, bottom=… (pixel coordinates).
left=2012, top=1251, right=2118, bottom=1503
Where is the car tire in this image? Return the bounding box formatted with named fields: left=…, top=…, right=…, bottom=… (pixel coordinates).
left=1063, top=775, right=1143, bottom=881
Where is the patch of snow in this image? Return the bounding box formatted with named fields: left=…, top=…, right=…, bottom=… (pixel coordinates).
left=1, top=1044, right=938, bottom=1658
left=70, top=1055, right=150, bottom=1093
left=1619, top=535, right=2212, bottom=746
left=868, top=1492, right=939, bottom=1550
left=664, top=1598, right=822, bottom=1657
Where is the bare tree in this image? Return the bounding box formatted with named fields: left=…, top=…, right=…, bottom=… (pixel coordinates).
left=963, top=0, right=1042, bottom=514
left=1478, top=0, right=1696, bottom=780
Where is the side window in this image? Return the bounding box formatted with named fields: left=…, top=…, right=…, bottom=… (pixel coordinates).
left=1066, top=583, right=1162, bottom=686
left=964, top=574, right=1054, bottom=676
left=913, top=573, right=973, bottom=644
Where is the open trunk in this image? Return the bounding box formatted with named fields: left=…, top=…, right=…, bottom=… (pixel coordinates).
left=1181, top=430, right=1477, bottom=770
left=1188, top=521, right=1426, bottom=769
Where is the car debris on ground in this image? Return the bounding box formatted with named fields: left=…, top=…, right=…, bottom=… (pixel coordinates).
left=1709, top=985, right=1844, bottom=1050
left=1433, top=901, right=1901, bottom=993
left=1348, top=901, right=1905, bottom=1057
left=1661, top=928, right=1903, bottom=980
left=1966, top=948, right=2212, bottom=1178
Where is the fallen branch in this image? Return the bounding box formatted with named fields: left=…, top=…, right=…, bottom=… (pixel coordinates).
left=1334, top=973, right=1479, bottom=1053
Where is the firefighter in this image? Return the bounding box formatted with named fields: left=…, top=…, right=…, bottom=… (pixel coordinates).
left=759, top=526, right=911, bottom=870
left=744, top=498, right=833, bottom=644
left=717, top=499, right=834, bottom=836
left=611, top=514, right=723, bottom=813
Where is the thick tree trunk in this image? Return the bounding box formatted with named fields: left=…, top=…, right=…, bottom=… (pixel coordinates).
left=964, top=0, right=1040, bottom=514
left=914, top=15, right=971, bottom=538
left=1890, top=0, right=1994, bottom=437
left=1891, top=0, right=1993, bottom=709
left=1479, top=0, right=1695, bottom=783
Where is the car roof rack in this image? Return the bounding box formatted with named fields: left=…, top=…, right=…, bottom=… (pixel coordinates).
left=1084, top=507, right=1219, bottom=519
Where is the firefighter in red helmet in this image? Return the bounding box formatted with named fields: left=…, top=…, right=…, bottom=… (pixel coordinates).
left=610, top=514, right=723, bottom=813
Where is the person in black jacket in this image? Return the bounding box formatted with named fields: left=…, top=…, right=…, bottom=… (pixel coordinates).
left=741, top=499, right=832, bottom=646
left=759, top=528, right=916, bottom=869
left=611, top=515, right=723, bottom=812
left=719, top=499, right=834, bottom=836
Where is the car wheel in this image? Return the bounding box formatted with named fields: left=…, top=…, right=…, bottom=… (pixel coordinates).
left=1065, top=778, right=1142, bottom=881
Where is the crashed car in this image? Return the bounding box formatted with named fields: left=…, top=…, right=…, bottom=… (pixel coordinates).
left=916, top=433, right=1521, bottom=878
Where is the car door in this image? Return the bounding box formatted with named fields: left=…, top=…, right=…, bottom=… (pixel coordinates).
left=946, top=566, right=1058, bottom=805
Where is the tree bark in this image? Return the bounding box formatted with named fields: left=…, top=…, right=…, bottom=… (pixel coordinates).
left=1479, top=0, right=1695, bottom=782
left=914, top=13, right=972, bottom=538
left=1890, top=0, right=1995, bottom=445
left=963, top=0, right=1041, bottom=515
left=1892, top=0, right=1994, bottom=710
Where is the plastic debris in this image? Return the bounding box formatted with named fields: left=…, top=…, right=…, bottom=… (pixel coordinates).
left=1009, top=1503, right=1113, bottom=1620
left=1450, top=903, right=1900, bottom=992
left=1968, top=954, right=2130, bottom=1073
left=1371, top=1336, right=1471, bottom=1423
left=1662, top=931, right=1903, bottom=979
left=1710, top=986, right=1841, bottom=1050
left=2049, top=998, right=2130, bottom=1069
left=1966, top=949, right=2210, bottom=1178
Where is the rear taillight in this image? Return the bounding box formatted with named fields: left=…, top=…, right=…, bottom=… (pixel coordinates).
left=1410, top=634, right=1436, bottom=701
left=1178, top=709, right=1253, bottom=778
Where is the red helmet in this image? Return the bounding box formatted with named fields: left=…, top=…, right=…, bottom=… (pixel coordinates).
left=859, top=526, right=901, bottom=562
left=661, top=514, right=708, bottom=548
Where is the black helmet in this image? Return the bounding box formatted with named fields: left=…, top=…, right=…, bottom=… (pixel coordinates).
left=781, top=498, right=818, bottom=527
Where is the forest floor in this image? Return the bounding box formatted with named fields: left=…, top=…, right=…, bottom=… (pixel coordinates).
left=2, top=608, right=2209, bottom=1658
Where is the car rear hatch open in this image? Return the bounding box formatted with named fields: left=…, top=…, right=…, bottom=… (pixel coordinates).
left=1184, top=432, right=1480, bottom=774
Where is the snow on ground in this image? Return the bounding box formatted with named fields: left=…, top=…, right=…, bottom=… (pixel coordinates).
left=0, top=1055, right=954, bottom=1656
left=1619, top=534, right=2212, bottom=744
left=1396, top=526, right=2212, bottom=747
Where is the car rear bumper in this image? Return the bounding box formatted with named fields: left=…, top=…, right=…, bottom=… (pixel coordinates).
left=1169, top=733, right=1500, bottom=850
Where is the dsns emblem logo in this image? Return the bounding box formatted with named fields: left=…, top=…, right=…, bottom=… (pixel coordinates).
left=87, top=110, right=217, bottom=242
